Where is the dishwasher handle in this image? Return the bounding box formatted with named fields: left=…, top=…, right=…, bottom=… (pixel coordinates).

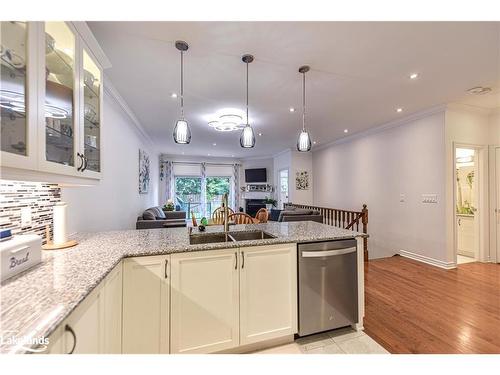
left=301, top=247, right=357, bottom=258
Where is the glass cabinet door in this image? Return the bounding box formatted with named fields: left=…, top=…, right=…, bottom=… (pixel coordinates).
left=43, top=22, right=76, bottom=167
left=82, top=49, right=101, bottom=173
left=1, top=21, right=28, bottom=156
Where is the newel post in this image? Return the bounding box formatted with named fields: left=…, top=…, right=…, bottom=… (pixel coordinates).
left=362, top=204, right=368, bottom=261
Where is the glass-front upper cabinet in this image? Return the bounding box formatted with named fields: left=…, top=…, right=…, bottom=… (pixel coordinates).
left=41, top=21, right=77, bottom=170
left=81, top=49, right=101, bottom=174
left=1, top=21, right=38, bottom=169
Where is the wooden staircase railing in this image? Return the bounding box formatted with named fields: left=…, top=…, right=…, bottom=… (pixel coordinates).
left=285, top=203, right=369, bottom=261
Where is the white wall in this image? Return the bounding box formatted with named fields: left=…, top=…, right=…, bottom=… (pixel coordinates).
left=313, top=111, right=447, bottom=261
left=61, top=87, right=159, bottom=234
left=290, top=151, right=313, bottom=205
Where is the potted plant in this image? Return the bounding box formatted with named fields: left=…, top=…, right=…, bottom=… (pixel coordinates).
left=163, top=199, right=175, bottom=211
left=263, top=197, right=277, bottom=211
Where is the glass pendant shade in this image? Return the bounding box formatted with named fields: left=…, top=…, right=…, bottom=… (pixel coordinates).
left=173, top=119, right=191, bottom=144
left=240, top=124, right=255, bottom=148
left=297, top=130, right=312, bottom=152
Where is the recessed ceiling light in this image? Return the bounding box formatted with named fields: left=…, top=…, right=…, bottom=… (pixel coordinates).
left=396, top=108, right=403, bottom=113
left=208, top=153, right=211, bottom=156
left=212, top=143, right=217, bottom=146
left=171, top=93, right=178, bottom=98
left=231, top=155, right=235, bottom=157
left=467, top=86, right=492, bottom=95
left=409, top=73, right=419, bottom=80
left=258, top=133, right=262, bottom=136
left=289, top=107, right=295, bottom=112
left=313, top=141, right=317, bottom=145
left=344, top=129, right=349, bottom=133
left=181, top=151, right=185, bottom=155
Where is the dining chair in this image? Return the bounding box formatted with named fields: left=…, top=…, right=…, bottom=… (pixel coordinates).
left=212, top=206, right=235, bottom=224
left=228, top=212, right=255, bottom=224
left=255, top=208, right=269, bottom=223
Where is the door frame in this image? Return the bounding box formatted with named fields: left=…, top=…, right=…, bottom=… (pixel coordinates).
left=278, top=168, right=289, bottom=209
left=453, top=142, right=489, bottom=264
left=489, top=145, right=500, bottom=263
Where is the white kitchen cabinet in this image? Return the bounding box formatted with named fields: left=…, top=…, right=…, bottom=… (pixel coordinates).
left=62, top=287, right=101, bottom=354
left=239, top=243, right=297, bottom=345
left=170, top=249, right=240, bottom=354
left=122, top=255, right=170, bottom=354
left=101, top=262, right=123, bottom=353
left=44, top=326, right=64, bottom=354
left=0, top=21, right=107, bottom=181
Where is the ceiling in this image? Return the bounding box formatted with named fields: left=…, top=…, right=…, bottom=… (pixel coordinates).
left=88, top=21, right=500, bottom=158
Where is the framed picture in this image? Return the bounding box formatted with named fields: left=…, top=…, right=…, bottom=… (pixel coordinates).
left=295, top=170, right=309, bottom=190
left=139, top=149, right=150, bottom=194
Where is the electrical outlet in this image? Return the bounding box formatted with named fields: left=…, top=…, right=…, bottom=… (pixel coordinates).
left=422, top=194, right=438, bottom=204
left=20, top=206, right=32, bottom=227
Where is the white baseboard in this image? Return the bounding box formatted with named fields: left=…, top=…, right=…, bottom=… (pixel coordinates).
left=399, top=250, right=456, bottom=269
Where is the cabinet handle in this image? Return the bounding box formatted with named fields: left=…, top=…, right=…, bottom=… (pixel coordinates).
left=77, top=153, right=84, bottom=171
left=82, top=155, right=88, bottom=172
left=164, top=259, right=168, bottom=279
left=241, top=251, right=245, bottom=269
left=234, top=252, right=238, bottom=270
left=65, top=324, right=76, bottom=354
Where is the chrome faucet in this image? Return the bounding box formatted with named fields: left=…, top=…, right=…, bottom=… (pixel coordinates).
left=223, top=193, right=229, bottom=233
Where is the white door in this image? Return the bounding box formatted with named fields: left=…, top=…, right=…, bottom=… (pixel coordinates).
left=63, top=287, right=101, bottom=354
left=239, top=244, right=298, bottom=345
left=279, top=169, right=289, bottom=209
left=170, top=249, right=239, bottom=354
left=122, top=255, right=170, bottom=354
left=101, top=263, right=123, bottom=354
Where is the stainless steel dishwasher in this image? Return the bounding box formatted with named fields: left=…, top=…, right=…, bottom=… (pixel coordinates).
left=298, top=239, right=358, bottom=336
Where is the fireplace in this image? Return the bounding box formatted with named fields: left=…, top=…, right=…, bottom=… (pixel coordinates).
left=245, top=199, right=266, bottom=217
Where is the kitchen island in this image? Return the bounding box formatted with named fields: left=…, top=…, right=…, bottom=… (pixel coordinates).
left=0, top=221, right=366, bottom=354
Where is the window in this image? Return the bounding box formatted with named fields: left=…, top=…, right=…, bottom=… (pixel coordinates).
left=175, top=176, right=202, bottom=219
left=206, top=177, right=231, bottom=216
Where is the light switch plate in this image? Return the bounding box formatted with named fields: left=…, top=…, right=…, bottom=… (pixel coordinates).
left=422, top=194, right=438, bottom=204
left=20, top=206, right=32, bottom=227
left=400, top=194, right=405, bottom=202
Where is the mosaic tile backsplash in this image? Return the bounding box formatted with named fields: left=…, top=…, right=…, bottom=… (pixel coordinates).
left=0, top=180, right=61, bottom=243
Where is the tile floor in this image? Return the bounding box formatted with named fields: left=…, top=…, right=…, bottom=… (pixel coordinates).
left=457, top=255, right=476, bottom=264
left=253, top=327, right=389, bottom=354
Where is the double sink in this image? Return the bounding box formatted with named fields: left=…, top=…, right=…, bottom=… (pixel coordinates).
left=189, top=230, right=276, bottom=245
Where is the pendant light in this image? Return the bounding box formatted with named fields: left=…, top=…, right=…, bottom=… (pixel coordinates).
left=173, top=41, right=191, bottom=144
left=297, top=65, right=312, bottom=152
left=240, top=54, right=255, bottom=148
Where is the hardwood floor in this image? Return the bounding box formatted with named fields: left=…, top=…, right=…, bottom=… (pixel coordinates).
left=363, top=256, right=500, bottom=354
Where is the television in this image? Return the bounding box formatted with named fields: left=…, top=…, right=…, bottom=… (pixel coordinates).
left=245, top=168, right=267, bottom=183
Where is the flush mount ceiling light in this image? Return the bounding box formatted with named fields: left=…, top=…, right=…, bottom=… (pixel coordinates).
left=396, top=107, right=403, bottom=113
left=207, top=108, right=245, bottom=132
left=344, top=129, right=349, bottom=133
left=409, top=73, right=419, bottom=80
left=467, top=86, right=492, bottom=95
left=297, top=65, right=312, bottom=152
left=172, top=41, right=191, bottom=144
left=240, top=54, right=256, bottom=148
left=171, top=93, right=178, bottom=98
left=289, top=107, right=295, bottom=112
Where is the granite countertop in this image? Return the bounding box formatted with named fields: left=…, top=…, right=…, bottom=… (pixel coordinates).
left=0, top=221, right=364, bottom=353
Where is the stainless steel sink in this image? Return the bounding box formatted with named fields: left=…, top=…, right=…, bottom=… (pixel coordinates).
left=189, top=230, right=276, bottom=245
left=228, top=230, right=276, bottom=241
left=189, top=232, right=233, bottom=245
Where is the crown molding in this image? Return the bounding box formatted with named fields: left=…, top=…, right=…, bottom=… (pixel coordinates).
left=313, top=104, right=448, bottom=152
left=103, top=76, right=156, bottom=151
left=271, top=148, right=292, bottom=159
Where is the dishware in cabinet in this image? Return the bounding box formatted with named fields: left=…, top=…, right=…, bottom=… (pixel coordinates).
left=0, top=21, right=39, bottom=170
left=78, top=48, right=102, bottom=177
left=37, top=21, right=81, bottom=177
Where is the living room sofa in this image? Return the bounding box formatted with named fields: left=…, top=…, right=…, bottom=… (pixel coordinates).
left=136, top=207, right=187, bottom=229
left=276, top=207, right=323, bottom=223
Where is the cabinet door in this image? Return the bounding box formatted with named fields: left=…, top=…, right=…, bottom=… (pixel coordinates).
left=170, top=249, right=239, bottom=354
left=37, top=21, right=80, bottom=176
left=101, top=263, right=123, bottom=354
left=63, top=287, right=101, bottom=354
left=79, top=47, right=102, bottom=178
left=122, top=255, right=169, bottom=354
left=239, top=244, right=298, bottom=345
left=0, top=21, right=38, bottom=170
